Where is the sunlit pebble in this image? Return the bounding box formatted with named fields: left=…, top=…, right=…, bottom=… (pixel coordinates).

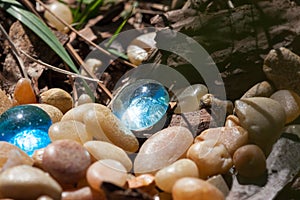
left=44, top=1, right=73, bottom=33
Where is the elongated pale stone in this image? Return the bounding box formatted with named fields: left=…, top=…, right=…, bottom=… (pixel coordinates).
left=174, top=84, right=208, bottom=114
left=194, top=126, right=248, bottom=155
left=187, top=140, right=233, bottom=179
left=83, top=109, right=111, bottom=142
left=235, top=97, right=286, bottom=154
left=155, top=159, right=199, bottom=193
left=44, top=1, right=73, bottom=32
left=134, top=126, right=193, bottom=174
left=49, top=120, right=92, bottom=144
left=63, top=103, right=139, bottom=152
left=0, top=165, right=62, bottom=200
left=0, top=141, right=33, bottom=170
left=86, top=159, right=127, bottom=191
left=270, top=90, right=300, bottom=123
left=84, top=141, right=132, bottom=171
left=172, top=177, right=225, bottom=200
left=62, top=103, right=106, bottom=122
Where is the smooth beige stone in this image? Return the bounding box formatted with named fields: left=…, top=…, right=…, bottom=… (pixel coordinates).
left=194, top=126, right=248, bottom=155
left=42, top=140, right=91, bottom=184
left=0, top=142, right=33, bottom=170
left=187, top=140, right=233, bottom=179
left=174, top=84, right=208, bottom=114
left=241, top=81, right=274, bottom=99
left=172, top=177, right=225, bottom=200
left=134, top=126, right=193, bottom=174
left=0, top=165, right=62, bottom=200
left=155, top=159, right=199, bottom=193
left=206, top=175, right=229, bottom=197
left=84, top=141, right=132, bottom=171
left=86, top=159, right=127, bottom=191
left=44, top=1, right=73, bottom=32
left=40, top=88, right=73, bottom=114
left=270, top=90, right=300, bottom=123
left=49, top=120, right=92, bottom=144
left=30, top=103, right=63, bottom=123
left=62, top=103, right=139, bottom=152
left=235, top=97, right=286, bottom=154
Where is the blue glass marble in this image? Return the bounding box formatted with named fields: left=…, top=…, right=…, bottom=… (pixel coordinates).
left=0, top=105, right=52, bottom=156
left=112, top=79, right=169, bottom=130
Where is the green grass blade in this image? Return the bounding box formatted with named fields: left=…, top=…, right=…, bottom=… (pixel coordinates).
left=0, top=0, right=79, bottom=73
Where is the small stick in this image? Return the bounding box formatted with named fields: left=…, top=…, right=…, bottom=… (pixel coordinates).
left=20, top=49, right=102, bottom=83
left=0, top=23, right=28, bottom=79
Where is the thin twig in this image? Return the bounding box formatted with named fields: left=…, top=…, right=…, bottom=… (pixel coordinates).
left=66, top=43, right=113, bottom=99
left=20, top=0, right=43, bottom=20
left=0, top=23, right=28, bottom=79
left=20, top=49, right=102, bottom=83
left=35, top=0, right=137, bottom=68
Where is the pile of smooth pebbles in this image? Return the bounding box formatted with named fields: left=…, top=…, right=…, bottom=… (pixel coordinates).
left=0, top=48, right=300, bottom=200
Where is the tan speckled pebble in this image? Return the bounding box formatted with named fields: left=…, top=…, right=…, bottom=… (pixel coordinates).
left=40, top=88, right=73, bottom=114
left=0, top=141, right=33, bottom=170
left=134, top=126, right=193, bottom=174
left=84, top=141, right=132, bottom=171
left=155, top=159, right=199, bottom=193
left=0, top=165, right=62, bottom=200
left=42, top=139, right=91, bottom=184
left=187, top=140, right=233, bottom=179
left=30, top=104, right=63, bottom=123
left=172, top=177, right=225, bottom=200
left=49, top=120, right=92, bottom=144
left=86, top=159, right=127, bottom=191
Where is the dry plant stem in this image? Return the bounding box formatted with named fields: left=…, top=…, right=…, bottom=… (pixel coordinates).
left=0, top=23, right=29, bottom=80
left=35, top=0, right=137, bottom=69
left=20, top=0, right=43, bottom=20
left=19, top=49, right=102, bottom=83
left=66, top=43, right=113, bottom=99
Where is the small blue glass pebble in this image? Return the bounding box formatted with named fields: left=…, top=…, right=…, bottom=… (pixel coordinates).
left=112, top=79, right=169, bottom=131
left=0, top=105, right=52, bottom=156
